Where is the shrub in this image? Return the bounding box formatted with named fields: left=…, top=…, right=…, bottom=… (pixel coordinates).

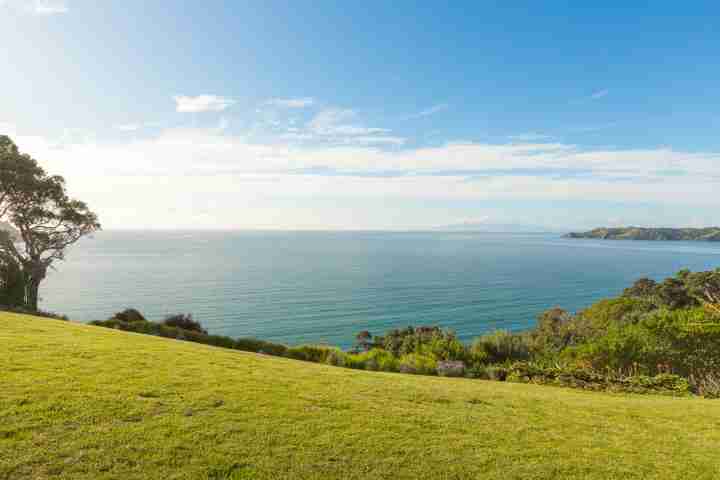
left=286, top=345, right=335, bottom=363
left=472, top=330, right=530, bottom=364
left=507, top=362, right=691, bottom=396
left=110, top=308, right=146, bottom=323
left=344, top=353, right=368, bottom=370
left=162, top=313, right=207, bottom=334
left=325, top=349, right=347, bottom=367
left=398, top=353, right=437, bottom=375
left=2, top=305, right=68, bottom=321
left=369, top=349, right=399, bottom=372
left=235, top=338, right=288, bottom=357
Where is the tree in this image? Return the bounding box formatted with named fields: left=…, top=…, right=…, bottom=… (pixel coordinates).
left=684, top=269, right=720, bottom=316
left=0, top=136, right=100, bottom=310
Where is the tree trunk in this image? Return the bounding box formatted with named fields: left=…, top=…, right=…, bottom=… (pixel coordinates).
left=26, top=278, right=40, bottom=311
left=22, top=262, right=46, bottom=311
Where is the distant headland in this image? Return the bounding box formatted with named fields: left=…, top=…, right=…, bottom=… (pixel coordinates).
left=565, top=227, right=720, bottom=241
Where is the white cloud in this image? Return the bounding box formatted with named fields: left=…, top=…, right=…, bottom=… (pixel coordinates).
left=266, top=97, right=315, bottom=108
left=307, top=109, right=356, bottom=132
left=10, top=127, right=720, bottom=229
left=0, top=0, right=67, bottom=15
left=174, top=95, right=235, bottom=113
left=508, top=132, right=553, bottom=142
left=32, top=0, right=67, bottom=14
left=0, top=123, right=17, bottom=136
left=116, top=124, right=141, bottom=132
left=114, top=121, right=163, bottom=132
left=403, top=103, right=449, bottom=120
left=302, top=108, right=401, bottom=144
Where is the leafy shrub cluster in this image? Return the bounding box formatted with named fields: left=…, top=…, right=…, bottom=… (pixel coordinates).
left=506, top=362, right=691, bottom=396
left=91, top=311, right=286, bottom=354
left=1, top=305, right=68, bottom=321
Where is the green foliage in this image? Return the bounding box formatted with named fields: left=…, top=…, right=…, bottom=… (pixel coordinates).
left=472, top=330, right=530, bottom=364
left=286, top=345, right=337, bottom=363
left=398, top=353, right=437, bottom=375
left=0, top=257, right=25, bottom=308
left=325, top=348, right=347, bottom=367
left=235, top=337, right=288, bottom=356
left=507, top=362, right=691, bottom=396
left=162, top=313, right=207, bottom=334
left=110, top=308, right=147, bottom=323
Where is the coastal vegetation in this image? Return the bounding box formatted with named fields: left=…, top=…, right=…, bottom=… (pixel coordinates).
left=566, top=226, right=720, bottom=241
left=0, top=136, right=100, bottom=310
left=89, top=267, right=720, bottom=398
left=3, top=311, right=720, bottom=479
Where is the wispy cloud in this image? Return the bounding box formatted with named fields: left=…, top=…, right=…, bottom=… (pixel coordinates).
left=114, top=121, right=163, bottom=132
left=174, top=95, right=235, bottom=113
left=508, top=132, right=553, bottom=142
left=116, top=124, right=141, bottom=132
left=1, top=0, right=68, bottom=15
left=567, top=122, right=619, bottom=133
left=403, top=103, right=449, bottom=120
left=589, top=89, right=609, bottom=100
left=302, top=108, right=404, bottom=145
left=266, top=97, right=315, bottom=108
left=0, top=122, right=17, bottom=136
left=32, top=0, right=67, bottom=15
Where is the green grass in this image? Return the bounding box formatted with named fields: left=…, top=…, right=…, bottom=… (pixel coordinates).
left=2, top=313, right=720, bottom=479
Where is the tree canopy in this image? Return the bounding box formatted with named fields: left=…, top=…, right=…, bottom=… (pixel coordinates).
left=0, top=136, right=100, bottom=310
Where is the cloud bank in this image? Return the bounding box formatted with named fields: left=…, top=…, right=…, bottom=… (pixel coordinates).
left=174, top=95, right=235, bottom=113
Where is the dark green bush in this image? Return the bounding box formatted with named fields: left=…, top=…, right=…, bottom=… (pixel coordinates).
left=398, top=353, right=437, bottom=375
left=3, top=306, right=68, bottom=321
left=162, top=313, right=207, bottom=334
left=507, top=362, right=691, bottom=396
left=472, top=330, right=530, bottom=364
left=110, top=308, right=146, bottom=323
left=235, top=338, right=288, bottom=356
left=286, top=345, right=336, bottom=363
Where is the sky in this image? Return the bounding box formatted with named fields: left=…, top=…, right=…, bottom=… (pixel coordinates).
left=2, top=1, right=720, bottom=230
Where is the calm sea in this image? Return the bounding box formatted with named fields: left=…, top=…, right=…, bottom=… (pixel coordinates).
left=41, top=231, right=720, bottom=348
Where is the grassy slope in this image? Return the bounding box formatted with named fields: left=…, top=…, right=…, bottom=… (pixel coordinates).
left=2, top=313, right=720, bottom=480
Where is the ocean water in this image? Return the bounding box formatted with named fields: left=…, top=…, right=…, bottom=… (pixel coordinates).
left=41, top=230, right=720, bottom=348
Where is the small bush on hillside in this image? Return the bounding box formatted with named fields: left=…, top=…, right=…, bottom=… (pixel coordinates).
left=286, top=345, right=336, bottom=363
left=235, top=338, right=288, bottom=357
left=325, top=349, right=347, bottom=367
left=1, top=306, right=68, bottom=321
left=507, top=362, right=691, bottom=396
left=399, top=353, right=437, bottom=375
left=110, top=308, right=146, bottom=323
left=162, top=313, right=207, bottom=334
left=344, top=352, right=368, bottom=370
left=472, top=330, right=530, bottom=364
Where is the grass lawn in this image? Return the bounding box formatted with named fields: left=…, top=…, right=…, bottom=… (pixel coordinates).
left=1, top=312, right=720, bottom=479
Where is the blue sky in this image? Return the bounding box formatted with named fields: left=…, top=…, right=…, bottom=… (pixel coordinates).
left=2, top=1, right=720, bottom=229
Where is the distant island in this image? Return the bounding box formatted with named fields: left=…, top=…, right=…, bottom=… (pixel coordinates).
left=565, top=227, right=720, bottom=242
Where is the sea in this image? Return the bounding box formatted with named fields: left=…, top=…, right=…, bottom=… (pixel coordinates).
left=41, top=230, right=720, bottom=348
